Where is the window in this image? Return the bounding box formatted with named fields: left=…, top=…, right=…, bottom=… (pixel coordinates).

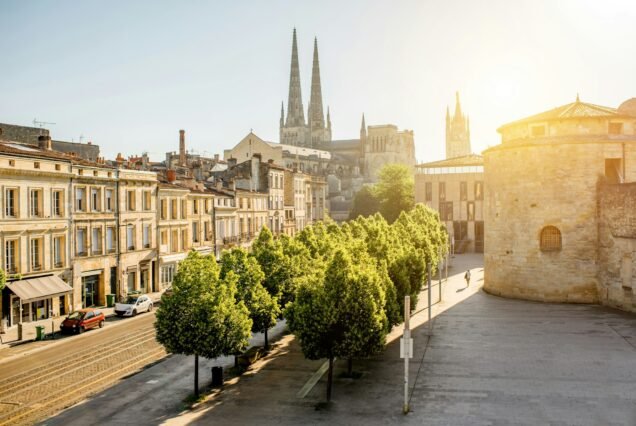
left=467, top=202, right=475, bottom=221
left=171, top=229, right=179, bottom=252
left=106, top=227, right=115, bottom=253
left=440, top=202, right=453, bottom=221
left=531, top=125, right=546, bottom=137
left=8, top=159, right=15, bottom=167
left=127, top=225, right=135, bottom=250
left=204, top=221, right=211, bottom=241
left=55, top=164, right=61, bottom=171
left=34, top=162, right=40, bottom=169
left=181, top=200, right=186, bottom=219
left=143, top=224, right=150, bottom=248
left=30, top=189, right=43, bottom=217
left=161, top=199, right=167, bottom=220
left=77, top=227, right=87, bottom=256
left=171, top=199, right=178, bottom=219
left=439, top=182, right=446, bottom=202
left=608, top=122, right=623, bottom=135
left=181, top=229, right=188, bottom=250
left=475, top=181, right=483, bottom=200
left=540, top=226, right=562, bottom=252
left=143, top=191, right=151, bottom=211
left=192, top=222, right=199, bottom=243
left=605, top=158, right=623, bottom=184
left=161, top=264, right=175, bottom=286
left=205, top=199, right=211, bottom=213
left=5, top=239, right=18, bottom=273
left=460, top=182, right=467, bottom=201
left=53, top=236, right=65, bottom=268
left=93, top=170, right=98, bottom=177
left=5, top=188, right=17, bottom=217
left=30, top=237, right=43, bottom=271
left=53, top=190, right=64, bottom=216
left=161, top=230, right=168, bottom=246
left=193, top=199, right=199, bottom=214
left=91, top=188, right=101, bottom=211
left=425, top=182, right=432, bottom=202
left=76, top=187, right=86, bottom=212
left=105, top=189, right=113, bottom=211
left=127, top=190, right=136, bottom=211
left=78, top=169, right=84, bottom=176
left=92, top=227, right=102, bottom=255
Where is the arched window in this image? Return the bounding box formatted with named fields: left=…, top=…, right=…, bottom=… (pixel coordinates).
left=540, top=226, right=562, bottom=252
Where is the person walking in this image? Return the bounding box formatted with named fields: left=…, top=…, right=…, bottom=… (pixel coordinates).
left=464, top=269, right=471, bottom=287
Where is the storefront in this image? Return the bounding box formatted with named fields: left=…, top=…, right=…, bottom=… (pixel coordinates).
left=81, top=271, right=101, bottom=308
left=4, top=275, right=73, bottom=327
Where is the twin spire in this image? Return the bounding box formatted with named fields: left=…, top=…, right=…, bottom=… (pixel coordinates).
left=282, top=28, right=328, bottom=131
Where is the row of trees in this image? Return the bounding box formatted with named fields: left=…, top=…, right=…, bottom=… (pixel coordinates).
left=156, top=194, right=446, bottom=402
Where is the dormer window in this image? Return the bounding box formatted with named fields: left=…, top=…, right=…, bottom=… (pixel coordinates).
left=608, top=122, right=623, bottom=135
left=531, top=125, right=546, bottom=137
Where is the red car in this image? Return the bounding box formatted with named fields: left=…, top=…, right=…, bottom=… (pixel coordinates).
left=60, top=308, right=105, bottom=334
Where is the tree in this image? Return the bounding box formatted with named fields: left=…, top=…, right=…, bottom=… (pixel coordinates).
left=375, top=164, right=415, bottom=223
left=0, top=268, right=5, bottom=291
left=349, top=185, right=380, bottom=219
left=286, top=250, right=388, bottom=402
left=155, top=251, right=252, bottom=398
left=220, top=248, right=280, bottom=349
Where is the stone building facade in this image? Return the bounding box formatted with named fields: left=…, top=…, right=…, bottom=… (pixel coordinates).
left=483, top=97, right=636, bottom=312
left=415, top=155, right=484, bottom=253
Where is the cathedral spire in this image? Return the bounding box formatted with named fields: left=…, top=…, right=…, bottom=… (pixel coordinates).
left=308, top=37, right=325, bottom=130
left=286, top=28, right=305, bottom=127
left=454, top=91, right=462, bottom=119
left=327, top=106, right=331, bottom=131
left=280, top=101, right=284, bottom=127
left=360, top=113, right=367, bottom=139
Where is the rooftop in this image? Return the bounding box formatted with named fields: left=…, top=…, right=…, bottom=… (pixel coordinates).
left=416, top=154, right=483, bottom=168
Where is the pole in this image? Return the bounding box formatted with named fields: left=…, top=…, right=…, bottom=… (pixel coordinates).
left=438, top=253, right=442, bottom=303
left=403, top=295, right=410, bottom=414
left=427, top=262, right=432, bottom=336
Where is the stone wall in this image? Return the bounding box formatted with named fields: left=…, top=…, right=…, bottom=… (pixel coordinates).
left=598, top=183, right=636, bottom=313
left=0, top=123, right=48, bottom=144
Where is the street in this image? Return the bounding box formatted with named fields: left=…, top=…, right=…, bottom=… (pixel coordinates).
left=0, top=312, right=164, bottom=426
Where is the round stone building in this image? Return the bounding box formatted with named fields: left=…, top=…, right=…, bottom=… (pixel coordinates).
left=484, top=97, right=636, bottom=306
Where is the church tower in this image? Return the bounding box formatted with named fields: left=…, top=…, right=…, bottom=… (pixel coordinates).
left=445, top=91, right=471, bottom=158
left=281, top=28, right=309, bottom=146
left=308, top=37, right=331, bottom=148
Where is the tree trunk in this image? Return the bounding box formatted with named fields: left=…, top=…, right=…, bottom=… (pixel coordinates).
left=194, top=354, right=199, bottom=399
left=347, top=357, right=353, bottom=376
left=326, top=356, right=334, bottom=402
left=264, top=328, right=269, bottom=350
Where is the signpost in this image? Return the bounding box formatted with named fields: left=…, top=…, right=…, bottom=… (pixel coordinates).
left=401, top=295, right=412, bottom=414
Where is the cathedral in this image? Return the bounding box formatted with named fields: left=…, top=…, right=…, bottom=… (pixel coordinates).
left=279, top=29, right=332, bottom=148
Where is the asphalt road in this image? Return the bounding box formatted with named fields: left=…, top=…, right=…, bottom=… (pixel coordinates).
left=42, top=319, right=288, bottom=426
left=0, top=311, right=164, bottom=425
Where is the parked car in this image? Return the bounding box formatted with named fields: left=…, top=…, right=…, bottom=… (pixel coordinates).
left=60, top=308, right=105, bottom=334
left=114, top=294, right=153, bottom=317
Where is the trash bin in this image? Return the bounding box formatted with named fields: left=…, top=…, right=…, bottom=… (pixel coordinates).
left=211, top=366, right=223, bottom=387
left=106, top=294, right=116, bottom=308
left=35, top=325, right=45, bottom=341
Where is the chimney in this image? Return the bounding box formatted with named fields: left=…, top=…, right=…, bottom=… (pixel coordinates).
left=214, top=154, right=219, bottom=162
left=179, top=129, right=186, bottom=166
left=167, top=169, right=177, bottom=183
left=38, top=135, right=52, bottom=151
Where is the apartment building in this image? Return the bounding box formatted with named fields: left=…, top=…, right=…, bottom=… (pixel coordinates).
left=267, top=165, right=285, bottom=235
left=157, top=181, right=189, bottom=290
left=236, top=189, right=268, bottom=247
left=212, top=187, right=238, bottom=257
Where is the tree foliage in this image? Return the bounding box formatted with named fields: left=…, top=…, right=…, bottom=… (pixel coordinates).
left=349, top=185, right=380, bottom=219
left=219, top=248, right=279, bottom=339
left=155, top=251, right=252, bottom=359
left=375, top=164, right=415, bottom=223
left=0, top=268, right=5, bottom=291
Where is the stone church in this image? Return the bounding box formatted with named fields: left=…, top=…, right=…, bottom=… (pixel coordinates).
left=227, top=29, right=416, bottom=220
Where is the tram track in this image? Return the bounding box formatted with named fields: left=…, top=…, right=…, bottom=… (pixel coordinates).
left=0, top=314, right=167, bottom=425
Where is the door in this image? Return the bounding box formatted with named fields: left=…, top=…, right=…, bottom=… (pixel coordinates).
left=127, top=272, right=136, bottom=293
left=10, top=296, right=20, bottom=326
left=83, top=311, right=94, bottom=329
left=110, top=267, right=117, bottom=295
left=82, top=276, right=99, bottom=308
left=140, top=269, right=149, bottom=294
left=475, top=221, right=484, bottom=253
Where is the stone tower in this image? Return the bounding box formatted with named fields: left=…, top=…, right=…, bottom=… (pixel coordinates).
left=445, top=92, right=471, bottom=158
left=280, top=28, right=308, bottom=147
left=308, top=38, right=331, bottom=148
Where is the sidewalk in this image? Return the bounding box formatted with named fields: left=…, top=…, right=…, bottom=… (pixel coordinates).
left=168, top=253, right=636, bottom=426
left=0, top=291, right=164, bottom=353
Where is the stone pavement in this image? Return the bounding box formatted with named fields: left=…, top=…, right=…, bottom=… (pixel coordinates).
left=167, top=254, right=636, bottom=426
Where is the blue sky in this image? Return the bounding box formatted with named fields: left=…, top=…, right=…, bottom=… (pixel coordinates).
left=2, top=0, right=636, bottom=162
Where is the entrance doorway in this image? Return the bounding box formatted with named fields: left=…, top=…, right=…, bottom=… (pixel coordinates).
left=110, top=267, right=117, bottom=295
left=475, top=221, right=484, bottom=253
left=127, top=272, right=136, bottom=293
left=82, top=275, right=100, bottom=307
left=140, top=269, right=149, bottom=293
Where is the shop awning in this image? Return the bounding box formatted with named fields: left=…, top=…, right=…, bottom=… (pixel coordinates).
left=6, top=276, right=73, bottom=303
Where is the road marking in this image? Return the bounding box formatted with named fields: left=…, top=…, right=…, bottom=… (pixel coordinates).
left=296, top=359, right=333, bottom=399
left=146, top=380, right=159, bottom=384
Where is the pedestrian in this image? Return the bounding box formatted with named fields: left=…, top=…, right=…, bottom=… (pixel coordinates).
left=464, top=269, right=471, bottom=287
